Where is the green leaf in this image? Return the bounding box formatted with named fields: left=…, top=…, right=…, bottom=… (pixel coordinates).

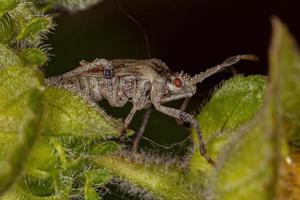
left=205, top=17, right=299, bottom=200
left=0, top=0, right=18, bottom=18
left=0, top=43, right=22, bottom=69
left=190, top=75, right=266, bottom=179
left=84, top=169, right=110, bottom=200
left=206, top=107, right=277, bottom=200
left=1, top=185, right=67, bottom=200
left=93, top=154, right=202, bottom=200
left=199, top=75, right=266, bottom=135
left=40, top=88, right=122, bottom=137
left=20, top=48, right=48, bottom=67
left=86, top=169, right=111, bottom=186
left=268, top=17, right=300, bottom=199
left=16, top=16, right=52, bottom=43
left=26, top=138, right=57, bottom=172
left=84, top=180, right=100, bottom=200
left=0, top=2, right=53, bottom=47
left=21, top=173, right=55, bottom=197
left=90, top=141, right=120, bottom=155
left=0, top=15, right=16, bottom=45
left=0, top=65, right=44, bottom=195
left=269, top=18, right=300, bottom=147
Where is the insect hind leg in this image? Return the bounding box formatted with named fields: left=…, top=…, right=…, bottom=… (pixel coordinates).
left=131, top=107, right=152, bottom=153
left=120, top=106, right=138, bottom=139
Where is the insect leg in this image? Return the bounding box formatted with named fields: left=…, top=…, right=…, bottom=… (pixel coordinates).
left=131, top=107, right=152, bottom=153
left=176, top=97, right=191, bottom=125
left=160, top=92, right=194, bottom=104
left=179, top=97, right=190, bottom=112
left=153, top=103, right=215, bottom=166
left=121, top=106, right=138, bottom=136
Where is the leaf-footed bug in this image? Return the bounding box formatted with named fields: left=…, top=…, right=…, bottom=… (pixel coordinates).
left=46, top=54, right=257, bottom=165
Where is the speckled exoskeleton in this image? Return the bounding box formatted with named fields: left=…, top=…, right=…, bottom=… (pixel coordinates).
left=46, top=54, right=256, bottom=165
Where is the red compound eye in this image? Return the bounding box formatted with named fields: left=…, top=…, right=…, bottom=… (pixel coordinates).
left=174, top=78, right=182, bottom=88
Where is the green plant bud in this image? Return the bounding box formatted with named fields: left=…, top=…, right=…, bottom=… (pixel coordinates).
left=20, top=48, right=48, bottom=67
left=16, top=17, right=52, bottom=43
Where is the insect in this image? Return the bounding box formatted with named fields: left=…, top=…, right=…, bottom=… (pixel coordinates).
left=46, top=54, right=256, bottom=165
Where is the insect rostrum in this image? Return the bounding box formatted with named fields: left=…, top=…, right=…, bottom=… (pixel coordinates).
left=46, top=54, right=256, bottom=165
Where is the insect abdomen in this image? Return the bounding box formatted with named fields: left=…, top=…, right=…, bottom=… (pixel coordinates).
left=46, top=75, right=104, bottom=102
left=77, top=76, right=103, bottom=101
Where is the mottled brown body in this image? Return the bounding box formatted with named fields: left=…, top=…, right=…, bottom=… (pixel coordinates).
left=47, top=59, right=174, bottom=108
left=46, top=55, right=257, bottom=165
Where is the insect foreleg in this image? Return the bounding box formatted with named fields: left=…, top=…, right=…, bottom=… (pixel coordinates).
left=153, top=103, right=215, bottom=166
left=176, top=97, right=191, bottom=125
left=161, top=92, right=194, bottom=104
left=161, top=93, right=192, bottom=125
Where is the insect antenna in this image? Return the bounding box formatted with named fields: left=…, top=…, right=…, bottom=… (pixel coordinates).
left=115, top=0, right=151, bottom=58
left=189, top=54, right=258, bottom=85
